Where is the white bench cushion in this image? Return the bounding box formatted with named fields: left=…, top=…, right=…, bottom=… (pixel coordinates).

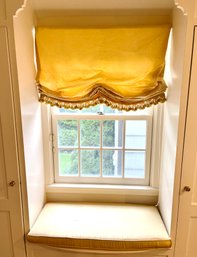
left=27, top=203, right=171, bottom=251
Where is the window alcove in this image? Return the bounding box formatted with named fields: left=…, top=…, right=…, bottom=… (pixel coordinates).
left=13, top=0, right=189, bottom=256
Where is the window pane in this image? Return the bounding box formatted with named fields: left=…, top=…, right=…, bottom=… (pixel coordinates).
left=58, top=108, right=78, bottom=114
left=80, top=105, right=100, bottom=113
left=53, top=105, right=151, bottom=115
left=80, top=120, right=100, bottom=147
left=102, top=105, right=122, bottom=114
left=124, top=151, right=145, bottom=178
left=56, top=105, right=100, bottom=113
left=125, top=120, right=146, bottom=149
left=59, top=150, right=78, bottom=176
left=57, top=120, right=78, bottom=147
left=81, top=150, right=100, bottom=176
left=102, top=150, right=122, bottom=177
left=103, top=120, right=123, bottom=147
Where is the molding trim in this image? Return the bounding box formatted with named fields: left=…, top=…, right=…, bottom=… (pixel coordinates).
left=14, top=0, right=27, bottom=18
left=0, top=114, right=8, bottom=200
left=174, top=0, right=189, bottom=16
left=5, top=0, right=27, bottom=18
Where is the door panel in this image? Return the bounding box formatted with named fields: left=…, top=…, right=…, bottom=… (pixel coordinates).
left=192, top=154, right=197, bottom=203
left=0, top=212, right=14, bottom=257
left=186, top=218, right=197, bottom=256
left=175, top=27, right=197, bottom=257
left=0, top=0, right=6, bottom=20
left=0, top=26, right=26, bottom=257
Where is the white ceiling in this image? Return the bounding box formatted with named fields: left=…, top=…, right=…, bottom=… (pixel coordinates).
left=32, top=0, right=174, bottom=10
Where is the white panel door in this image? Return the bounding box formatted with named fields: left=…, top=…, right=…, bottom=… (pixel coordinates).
left=174, top=26, right=197, bottom=257
left=0, top=27, right=26, bottom=257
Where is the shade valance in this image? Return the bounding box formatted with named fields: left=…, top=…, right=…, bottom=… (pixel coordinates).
left=35, top=26, right=170, bottom=111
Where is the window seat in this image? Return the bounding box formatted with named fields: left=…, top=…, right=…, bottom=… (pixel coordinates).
left=27, top=202, right=172, bottom=252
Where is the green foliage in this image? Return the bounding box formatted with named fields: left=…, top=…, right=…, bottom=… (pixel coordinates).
left=59, top=150, right=78, bottom=175
left=58, top=119, right=116, bottom=176
left=58, top=120, right=78, bottom=146
left=81, top=150, right=100, bottom=176
left=103, top=120, right=115, bottom=147
left=81, top=120, right=100, bottom=147
left=102, top=150, right=114, bottom=176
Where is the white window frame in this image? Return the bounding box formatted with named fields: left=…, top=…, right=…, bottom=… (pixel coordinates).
left=42, top=104, right=163, bottom=204
left=51, top=108, right=154, bottom=186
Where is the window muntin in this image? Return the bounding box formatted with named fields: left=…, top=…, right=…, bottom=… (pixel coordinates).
left=52, top=105, right=152, bottom=185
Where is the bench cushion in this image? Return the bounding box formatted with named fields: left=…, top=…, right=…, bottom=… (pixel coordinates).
left=27, top=203, right=171, bottom=251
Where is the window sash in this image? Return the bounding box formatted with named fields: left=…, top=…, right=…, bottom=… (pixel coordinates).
left=52, top=113, right=152, bottom=186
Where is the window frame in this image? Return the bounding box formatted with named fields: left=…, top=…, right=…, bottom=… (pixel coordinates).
left=51, top=109, right=153, bottom=186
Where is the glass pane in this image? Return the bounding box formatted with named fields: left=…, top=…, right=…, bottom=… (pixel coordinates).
left=80, top=105, right=100, bottom=113
left=57, top=120, right=78, bottom=147
left=56, top=105, right=100, bottom=114
left=124, top=151, right=145, bottom=178
left=53, top=105, right=151, bottom=115
left=59, top=150, right=78, bottom=176
left=103, top=120, right=123, bottom=147
left=80, top=120, right=100, bottom=147
left=102, top=105, right=119, bottom=114
left=54, top=104, right=122, bottom=114
left=102, top=150, right=122, bottom=177
left=58, top=108, right=78, bottom=114
left=102, top=105, right=116, bottom=113
left=81, top=150, right=100, bottom=176
left=125, top=120, right=146, bottom=149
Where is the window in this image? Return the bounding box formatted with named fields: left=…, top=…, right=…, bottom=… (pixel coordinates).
left=36, top=26, right=169, bottom=190
left=50, top=104, right=155, bottom=186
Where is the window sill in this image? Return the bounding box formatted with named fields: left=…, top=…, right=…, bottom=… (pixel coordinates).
left=46, top=184, right=158, bottom=205
left=27, top=202, right=171, bottom=252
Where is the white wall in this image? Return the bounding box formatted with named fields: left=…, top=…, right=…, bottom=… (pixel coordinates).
left=13, top=0, right=45, bottom=228
left=159, top=6, right=187, bottom=233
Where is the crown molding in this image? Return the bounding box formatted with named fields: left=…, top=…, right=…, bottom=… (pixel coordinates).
left=14, top=0, right=27, bottom=18
left=5, top=0, right=27, bottom=18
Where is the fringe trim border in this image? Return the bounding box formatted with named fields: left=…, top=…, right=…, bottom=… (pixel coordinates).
left=27, top=235, right=172, bottom=251
left=39, top=94, right=166, bottom=111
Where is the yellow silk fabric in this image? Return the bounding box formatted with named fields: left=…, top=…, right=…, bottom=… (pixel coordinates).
left=36, top=26, right=170, bottom=110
